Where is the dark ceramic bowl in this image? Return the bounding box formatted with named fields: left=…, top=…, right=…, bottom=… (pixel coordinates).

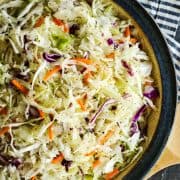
left=111, top=0, right=177, bottom=179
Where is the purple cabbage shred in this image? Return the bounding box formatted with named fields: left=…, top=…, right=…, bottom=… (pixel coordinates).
left=114, top=43, right=119, bottom=49
left=0, top=154, right=22, bottom=168
left=10, top=158, right=22, bottom=168
left=90, top=99, right=117, bottom=125
left=107, top=38, right=114, bottom=45
left=61, top=159, right=73, bottom=172
left=121, top=60, right=134, bottom=76
left=69, top=24, right=80, bottom=35
left=28, top=106, right=40, bottom=119
left=132, top=105, right=146, bottom=122
left=43, top=52, right=61, bottom=63
left=143, top=87, right=159, bottom=99
left=130, top=122, right=138, bottom=136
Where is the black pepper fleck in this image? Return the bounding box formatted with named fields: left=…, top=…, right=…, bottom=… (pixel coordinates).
left=84, top=117, right=89, bottom=123
left=110, top=105, right=117, bottom=111
left=79, top=133, right=84, bottom=139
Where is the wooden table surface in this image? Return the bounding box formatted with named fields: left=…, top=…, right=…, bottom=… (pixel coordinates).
left=146, top=104, right=180, bottom=179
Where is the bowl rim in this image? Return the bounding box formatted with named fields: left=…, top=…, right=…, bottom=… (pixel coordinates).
left=113, top=0, right=177, bottom=179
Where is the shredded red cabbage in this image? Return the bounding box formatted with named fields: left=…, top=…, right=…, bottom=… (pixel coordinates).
left=130, top=122, right=138, bottom=136
left=107, top=38, right=114, bottom=45
left=61, top=159, right=73, bottom=172
left=10, top=158, right=22, bottom=168
left=28, top=106, right=40, bottom=119
left=15, top=73, right=30, bottom=81
left=114, top=43, right=119, bottom=49
left=69, top=24, right=80, bottom=35
left=90, top=99, right=117, bottom=125
left=43, top=52, right=61, bottom=63
left=143, top=86, right=159, bottom=99
left=13, top=68, right=30, bottom=81
left=132, top=105, right=146, bottom=122
left=121, top=60, right=134, bottom=76
left=0, top=154, right=22, bottom=168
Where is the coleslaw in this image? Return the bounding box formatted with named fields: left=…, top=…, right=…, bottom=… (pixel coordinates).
left=0, top=0, right=158, bottom=179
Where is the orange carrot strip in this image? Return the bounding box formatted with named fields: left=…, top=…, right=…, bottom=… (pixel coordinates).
left=99, top=130, right=115, bottom=145
left=11, top=79, right=29, bottom=95
left=0, top=127, right=10, bottom=136
left=52, top=17, right=64, bottom=26
left=106, top=52, right=115, bottom=59
left=34, top=17, right=45, bottom=28
left=43, top=65, right=61, bottom=81
left=84, top=150, right=97, bottom=156
left=51, top=153, right=64, bottom=164
left=118, top=39, right=124, bottom=44
left=83, top=72, right=91, bottom=85
left=0, top=107, right=8, bottom=115
left=63, top=23, right=69, bottom=33
left=130, top=38, right=138, bottom=44
left=124, top=26, right=131, bottom=37
left=145, top=81, right=153, bottom=86
left=77, top=98, right=86, bottom=111
left=53, top=17, right=69, bottom=33
left=72, top=58, right=93, bottom=65
left=144, top=77, right=154, bottom=86
left=31, top=176, right=36, bottom=180
left=93, top=159, right=101, bottom=168
left=48, top=123, right=54, bottom=141
left=38, top=109, right=45, bottom=119
left=105, top=168, right=119, bottom=180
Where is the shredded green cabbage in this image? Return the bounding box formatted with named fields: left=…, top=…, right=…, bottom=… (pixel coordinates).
left=0, top=0, right=156, bottom=179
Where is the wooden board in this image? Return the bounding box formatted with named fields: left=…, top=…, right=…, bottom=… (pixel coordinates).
left=146, top=104, right=180, bottom=179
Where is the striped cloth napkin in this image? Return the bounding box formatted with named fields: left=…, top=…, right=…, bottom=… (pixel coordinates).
left=137, top=0, right=180, bottom=102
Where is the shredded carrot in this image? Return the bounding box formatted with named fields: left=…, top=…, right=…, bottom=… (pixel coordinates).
left=0, top=107, right=8, bottom=115
left=105, top=168, right=119, bottom=180
left=106, top=52, right=115, bottom=59
left=144, top=77, right=154, bottom=86
left=118, top=39, right=124, bottom=44
left=31, top=176, right=36, bottom=180
left=145, top=81, right=153, bottom=86
left=51, top=153, right=64, bottom=164
left=130, top=38, right=138, bottom=44
left=84, top=150, right=97, bottom=156
left=124, top=26, right=131, bottom=37
left=83, top=93, right=88, bottom=100
left=43, top=65, right=61, bottom=81
left=38, top=109, right=45, bottom=119
left=77, top=98, right=86, bottom=111
left=53, top=17, right=69, bottom=33
left=11, top=79, right=29, bottom=95
left=72, top=58, right=93, bottom=65
left=63, top=23, right=69, bottom=33
left=48, top=123, right=54, bottom=141
left=93, top=159, right=101, bottom=168
left=34, top=17, right=45, bottom=28
left=99, top=130, right=115, bottom=145
left=83, top=71, right=92, bottom=85
left=52, top=17, right=64, bottom=26
left=0, top=127, right=10, bottom=136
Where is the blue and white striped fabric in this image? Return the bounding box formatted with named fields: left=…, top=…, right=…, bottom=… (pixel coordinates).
left=137, top=0, right=180, bottom=102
